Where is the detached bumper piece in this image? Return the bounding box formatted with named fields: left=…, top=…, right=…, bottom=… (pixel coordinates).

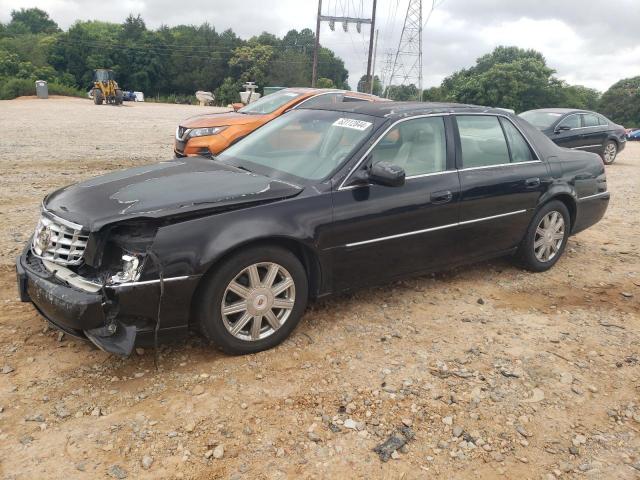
left=85, top=323, right=137, bottom=357
left=16, top=249, right=136, bottom=357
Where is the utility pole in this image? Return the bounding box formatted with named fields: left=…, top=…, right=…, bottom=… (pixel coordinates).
left=369, top=28, right=379, bottom=94
left=311, top=0, right=376, bottom=89
left=312, top=0, right=322, bottom=87
left=365, top=0, right=377, bottom=94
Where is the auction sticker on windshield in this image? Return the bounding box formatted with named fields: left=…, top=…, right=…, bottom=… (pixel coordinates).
left=332, top=118, right=373, bottom=131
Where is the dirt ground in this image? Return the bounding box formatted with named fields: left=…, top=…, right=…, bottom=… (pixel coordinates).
left=0, top=97, right=638, bottom=480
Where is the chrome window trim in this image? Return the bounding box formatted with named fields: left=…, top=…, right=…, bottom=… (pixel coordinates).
left=338, top=113, right=450, bottom=191
left=337, top=112, right=543, bottom=191
left=458, top=160, right=542, bottom=172
left=406, top=170, right=455, bottom=180
left=578, top=191, right=609, bottom=202
left=345, top=209, right=527, bottom=247
left=555, top=112, right=605, bottom=131
left=338, top=170, right=456, bottom=191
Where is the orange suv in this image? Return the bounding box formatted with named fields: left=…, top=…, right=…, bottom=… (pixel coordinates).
left=174, top=88, right=384, bottom=157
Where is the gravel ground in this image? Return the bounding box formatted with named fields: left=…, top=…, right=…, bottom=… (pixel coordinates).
left=0, top=97, right=638, bottom=479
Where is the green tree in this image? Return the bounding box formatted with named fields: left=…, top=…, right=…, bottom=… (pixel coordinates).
left=552, top=83, right=600, bottom=110
left=215, top=76, right=241, bottom=105
left=9, top=8, right=59, bottom=34
left=599, top=76, right=640, bottom=127
left=229, top=44, right=274, bottom=86
left=422, top=86, right=450, bottom=102
left=439, top=47, right=555, bottom=112
left=2, top=9, right=351, bottom=100
left=357, top=75, right=382, bottom=95
left=384, top=84, right=419, bottom=101
left=316, top=77, right=334, bottom=88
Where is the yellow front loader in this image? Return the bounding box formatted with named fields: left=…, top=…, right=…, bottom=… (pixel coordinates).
left=91, top=69, right=123, bottom=105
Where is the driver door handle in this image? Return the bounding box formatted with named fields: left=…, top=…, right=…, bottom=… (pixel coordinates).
left=431, top=190, right=453, bottom=204
left=524, top=177, right=540, bottom=188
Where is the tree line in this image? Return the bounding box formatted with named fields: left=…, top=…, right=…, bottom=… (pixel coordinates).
left=0, top=8, right=348, bottom=103
left=2, top=8, right=638, bottom=126
left=357, top=47, right=639, bottom=127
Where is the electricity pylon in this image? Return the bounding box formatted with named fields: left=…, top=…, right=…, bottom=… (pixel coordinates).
left=386, top=0, right=422, bottom=100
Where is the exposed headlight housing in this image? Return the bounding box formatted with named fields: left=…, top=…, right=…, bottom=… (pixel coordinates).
left=188, top=126, right=228, bottom=138
left=110, top=254, right=142, bottom=284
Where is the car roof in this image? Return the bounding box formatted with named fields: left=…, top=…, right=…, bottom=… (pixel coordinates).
left=297, top=101, right=509, bottom=119
left=522, top=108, right=593, bottom=115
left=283, top=87, right=380, bottom=100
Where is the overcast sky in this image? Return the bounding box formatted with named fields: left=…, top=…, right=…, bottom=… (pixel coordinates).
left=2, top=0, right=638, bottom=92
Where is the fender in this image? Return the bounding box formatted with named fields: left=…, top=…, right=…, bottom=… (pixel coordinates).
left=149, top=190, right=333, bottom=283
left=536, top=182, right=577, bottom=210
left=535, top=178, right=579, bottom=230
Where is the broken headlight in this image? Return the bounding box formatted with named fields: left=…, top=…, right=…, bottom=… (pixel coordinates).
left=188, top=126, right=228, bottom=138
left=109, top=254, right=143, bottom=284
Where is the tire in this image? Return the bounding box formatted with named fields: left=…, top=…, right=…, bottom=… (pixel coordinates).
left=517, top=200, right=570, bottom=272
left=601, top=140, right=617, bottom=165
left=195, top=246, right=309, bottom=355
left=115, top=89, right=123, bottom=105
left=93, top=89, right=103, bottom=105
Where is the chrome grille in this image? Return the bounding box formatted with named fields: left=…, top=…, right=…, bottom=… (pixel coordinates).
left=31, top=213, right=89, bottom=266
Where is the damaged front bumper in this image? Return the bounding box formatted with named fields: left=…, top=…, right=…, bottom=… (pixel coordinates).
left=16, top=246, right=199, bottom=357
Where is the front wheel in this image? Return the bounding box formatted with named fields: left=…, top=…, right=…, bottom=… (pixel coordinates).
left=93, top=89, right=103, bottom=105
left=517, top=201, right=570, bottom=272
left=601, top=140, right=617, bottom=165
left=195, top=246, right=308, bottom=354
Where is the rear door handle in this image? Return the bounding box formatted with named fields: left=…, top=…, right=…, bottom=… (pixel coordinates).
left=524, top=177, right=540, bottom=188
left=431, top=190, right=453, bottom=204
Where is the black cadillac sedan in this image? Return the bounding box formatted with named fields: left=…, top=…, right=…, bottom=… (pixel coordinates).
left=519, top=108, right=626, bottom=165
left=17, top=102, right=609, bottom=357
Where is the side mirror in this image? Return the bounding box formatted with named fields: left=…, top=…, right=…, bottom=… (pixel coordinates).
left=555, top=125, right=571, bottom=133
left=369, top=162, right=405, bottom=187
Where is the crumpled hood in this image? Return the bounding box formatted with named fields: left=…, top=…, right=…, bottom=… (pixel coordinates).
left=180, top=111, right=268, bottom=128
left=44, top=157, right=302, bottom=231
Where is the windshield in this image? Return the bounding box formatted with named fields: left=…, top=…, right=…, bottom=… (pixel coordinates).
left=94, top=70, right=114, bottom=82
left=238, top=90, right=302, bottom=114
left=519, top=111, right=563, bottom=129
left=217, top=109, right=378, bottom=182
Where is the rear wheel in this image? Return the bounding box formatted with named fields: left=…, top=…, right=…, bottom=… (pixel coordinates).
left=518, top=200, right=570, bottom=272
left=196, top=246, right=308, bottom=354
left=601, top=140, right=617, bottom=165
left=93, top=88, right=103, bottom=105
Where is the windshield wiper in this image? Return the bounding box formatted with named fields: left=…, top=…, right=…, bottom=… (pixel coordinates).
left=233, top=165, right=253, bottom=173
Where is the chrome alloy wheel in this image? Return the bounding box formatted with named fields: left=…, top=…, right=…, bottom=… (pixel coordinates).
left=534, top=211, right=565, bottom=262
left=221, top=262, right=295, bottom=341
left=603, top=142, right=617, bottom=163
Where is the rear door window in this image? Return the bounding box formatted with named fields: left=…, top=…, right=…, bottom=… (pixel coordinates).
left=582, top=114, right=600, bottom=128
left=499, top=118, right=536, bottom=163
left=457, top=116, right=510, bottom=168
